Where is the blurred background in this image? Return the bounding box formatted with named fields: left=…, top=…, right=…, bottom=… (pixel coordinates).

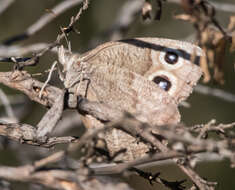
left=0, top=0, right=234, bottom=189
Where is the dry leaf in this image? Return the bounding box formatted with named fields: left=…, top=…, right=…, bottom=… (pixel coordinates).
left=174, top=14, right=195, bottom=22
left=200, top=47, right=211, bottom=83
left=228, top=16, right=235, bottom=31
left=142, top=1, right=152, bottom=20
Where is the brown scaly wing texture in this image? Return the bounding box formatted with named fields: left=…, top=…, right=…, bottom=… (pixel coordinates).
left=81, top=65, right=180, bottom=161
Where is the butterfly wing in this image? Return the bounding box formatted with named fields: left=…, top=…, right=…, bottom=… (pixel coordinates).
left=60, top=37, right=203, bottom=161
left=80, top=64, right=180, bottom=161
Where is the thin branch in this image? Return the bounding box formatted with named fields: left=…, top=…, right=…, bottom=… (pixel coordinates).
left=190, top=119, right=235, bottom=140
left=0, top=94, right=26, bottom=107
left=0, top=121, right=78, bottom=148
left=0, top=150, right=133, bottom=190
left=0, top=89, right=17, bottom=122
left=0, top=165, right=80, bottom=190
left=0, top=43, right=54, bottom=57
left=36, top=89, right=65, bottom=138
left=109, top=0, right=143, bottom=40
left=0, top=0, right=15, bottom=15
left=2, top=0, right=83, bottom=45
left=195, top=84, right=235, bottom=103
left=91, top=152, right=224, bottom=175
left=39, top=61, right=57, bottom=98
left=0, top=71, right=61, bottom=108
left=89, top=0, right=143, bottom=47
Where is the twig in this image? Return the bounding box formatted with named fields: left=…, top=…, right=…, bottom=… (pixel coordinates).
left=0, top=150, right=133, bottom=190
left=190, top=119, right=235, bottom=139
left=0, top=89, right=17, bottom=122
left=0, top=43, right=54, bottom=57
left=1, top=0, right=83, bottom=45
left=36, top=90, right=65, bottom=138
left=0, top=165, right=80, bottom=190
left=39, top=61, right=57, bottom=98
left=0, top=71, right=63, bottom=107
left=91, top=152, right=224, bottom=175
left=33, top=151, right=65, bottom=169
left=0, top=121, right=78, bottom=148
left=0, top=0, right=15, bottom=15
left=89, top=0, right=143, bottom=47
left=195, top=84, right=235, bottom=103
left=109, top=0, right=143, bottom=40
left=0, top=94, right=26, bottom=107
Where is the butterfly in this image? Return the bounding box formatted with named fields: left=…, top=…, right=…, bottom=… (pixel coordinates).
left=58, top=38, right=204, bottom=160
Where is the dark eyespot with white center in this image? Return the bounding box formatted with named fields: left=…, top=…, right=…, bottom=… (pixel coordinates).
left=153, top=76, right=171, bottom=91
left=164, top=51, right=179, bottom=65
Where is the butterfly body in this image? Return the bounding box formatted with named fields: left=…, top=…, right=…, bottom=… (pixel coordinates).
left=59, top=38, right=204, bottom=160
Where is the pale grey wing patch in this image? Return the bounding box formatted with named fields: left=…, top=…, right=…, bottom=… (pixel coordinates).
left=87, top=64, right=180, bottom=125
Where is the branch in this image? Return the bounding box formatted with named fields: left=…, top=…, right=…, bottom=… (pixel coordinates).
left=0, top=43, right=54, bottom=57
left=0, top=0, right=15, bottom=15
left=0, top=71, right=61, bottom=108
left=0, top=89, right=17, bottom=122
left=0, top=151, right=133, bottom=190
left=195, top=84, right=235, bottom=103
left=1, top=0, right=83, bottom=45
left=0, top=122, right=78, bottom=148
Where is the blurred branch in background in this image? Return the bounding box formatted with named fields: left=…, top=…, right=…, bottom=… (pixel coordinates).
left=1, top=0, right=84, bottom=46
left=0, top=0, right=15, bottom=15
left=0, top=43, right=52, bottom=57
left=0, top=89, right=17, bottom=122
left=195, top=84, right=235, bottom=103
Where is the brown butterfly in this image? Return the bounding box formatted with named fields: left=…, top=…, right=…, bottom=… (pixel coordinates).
left=58, top=38, right=203, bottom=161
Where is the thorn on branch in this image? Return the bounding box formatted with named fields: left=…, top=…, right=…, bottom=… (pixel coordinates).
left=12, top=55, right=39, bottom=70
left=129, top=167, right=160, bottom=185
left=160, top=178, right=186, bottom=190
